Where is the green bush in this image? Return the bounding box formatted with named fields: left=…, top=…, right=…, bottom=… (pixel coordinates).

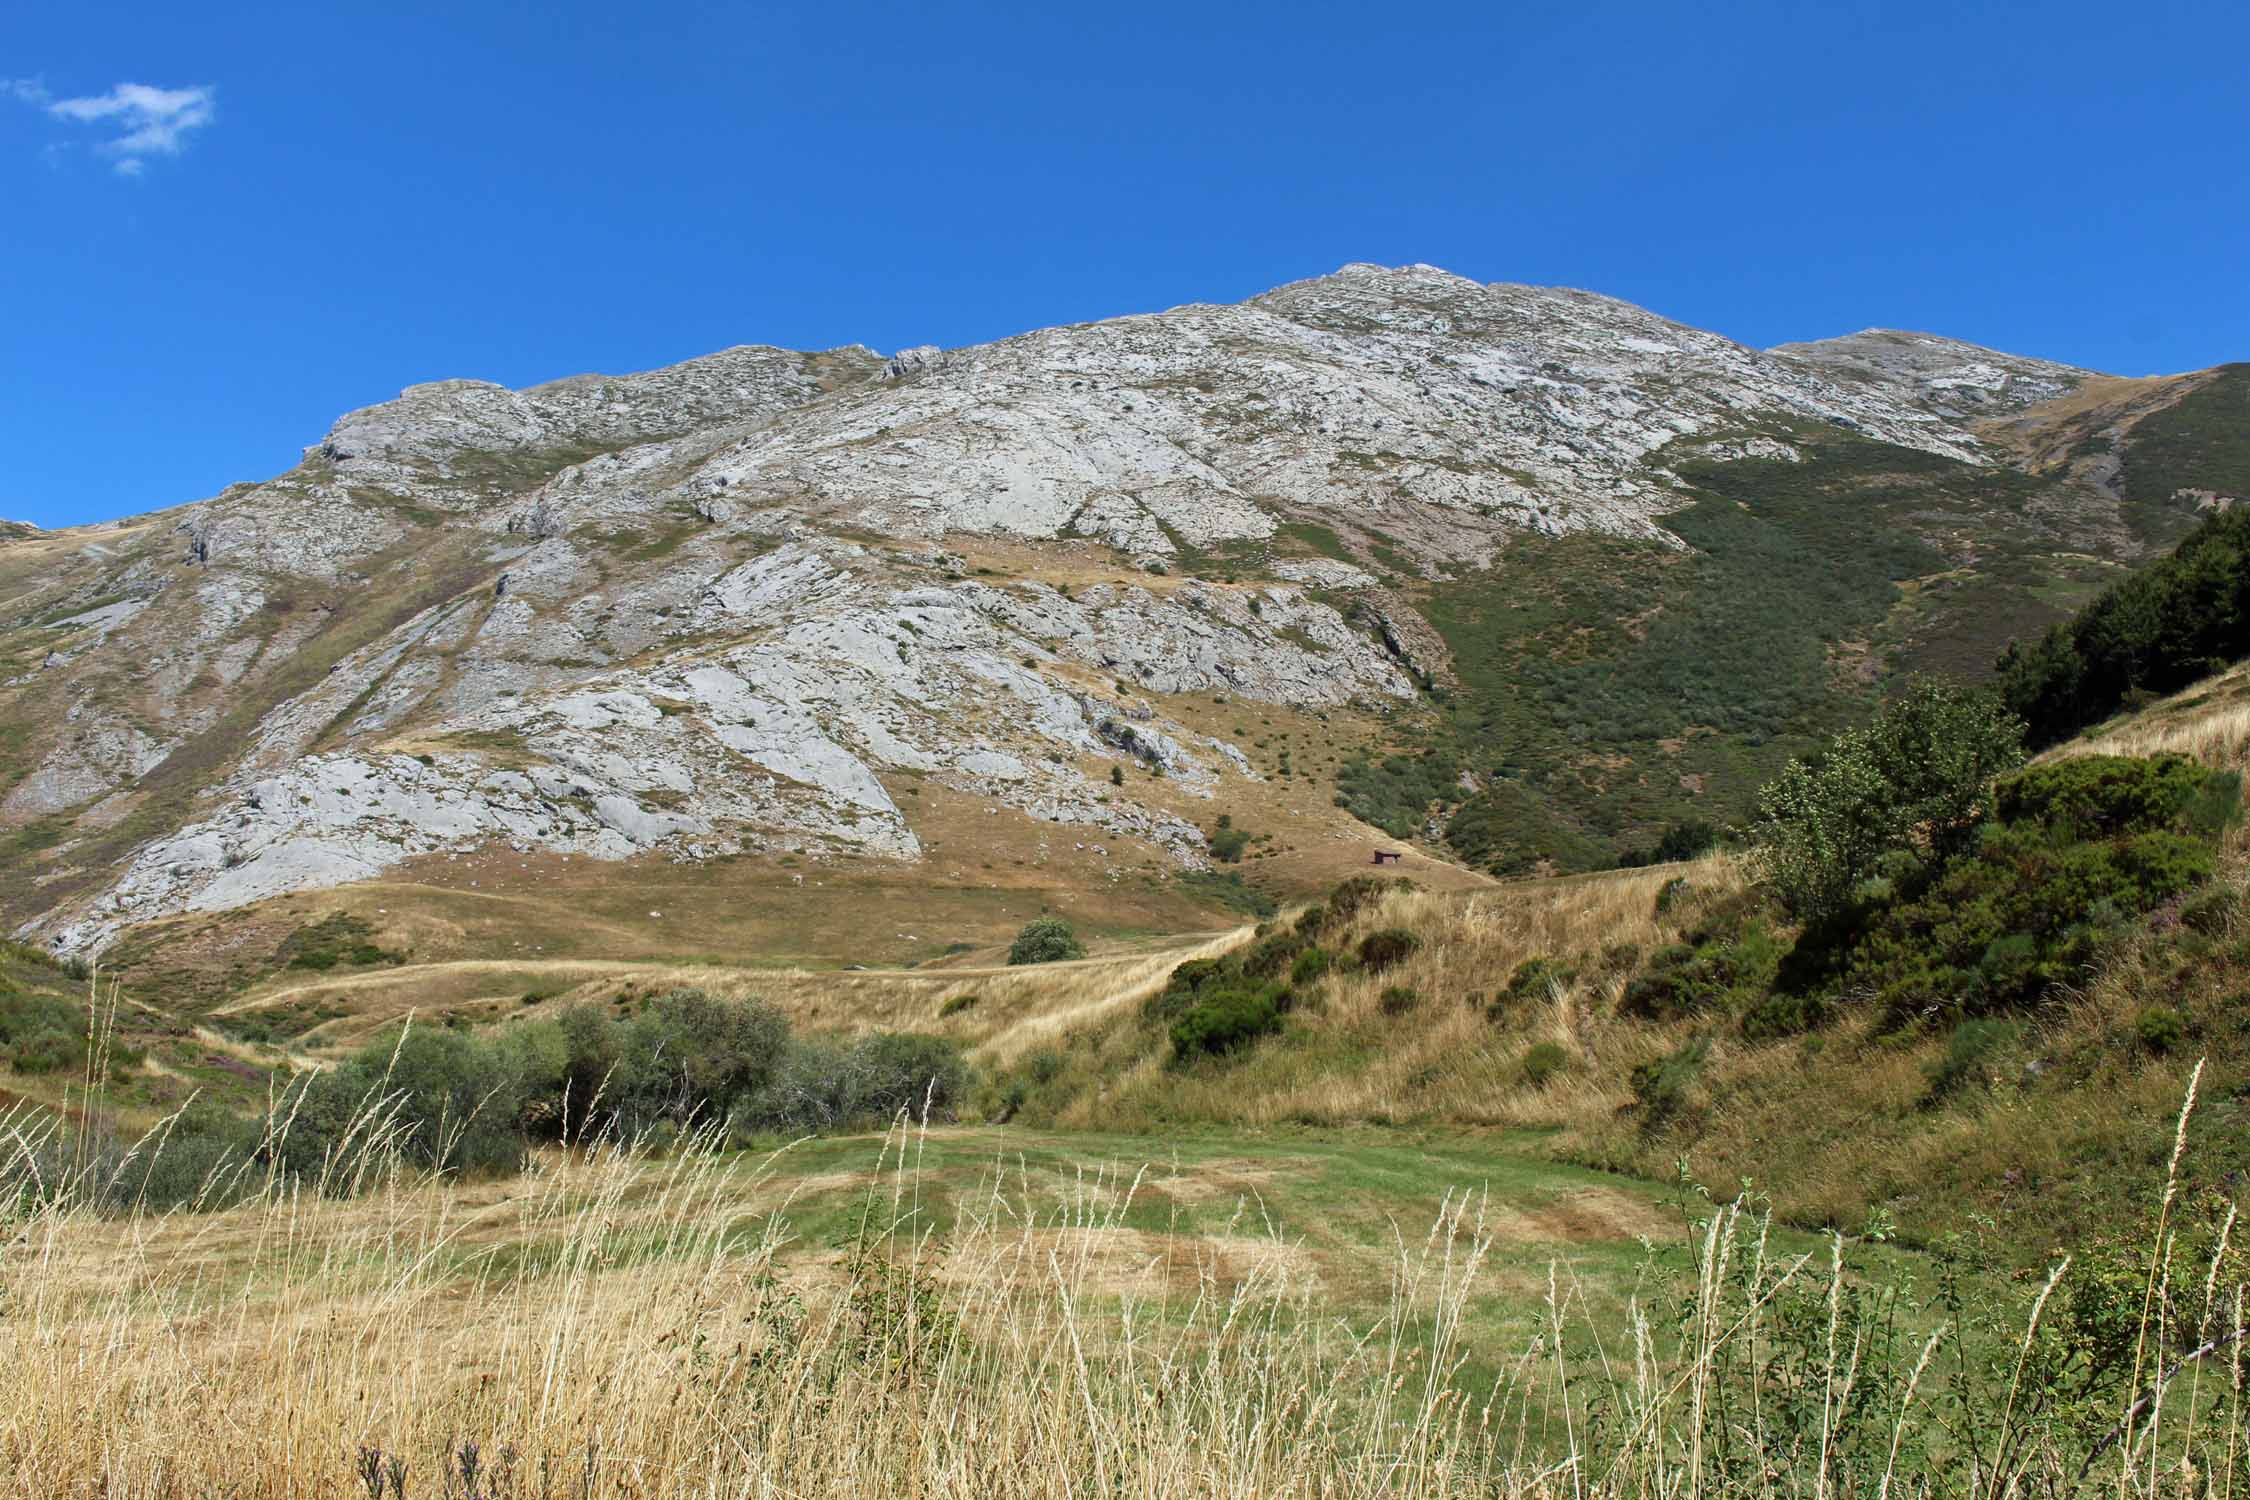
left=1504, top=957, right=1568, bottom=1004
left=1296, top=874, right=1412, bottom=938
left=2181, top=885, right=2240, bottom=935
left=1620, top=918, right=1784, bottom=1024
left=732, top=1031, right=973, bottom=1135
left=1925, top=1018, right=2019, bottom=1102
left=10, top=1026, right=77, bottom=1075
left=1753, top=679, right=2025, bottom=920
left=1377, top=985, right=1420, bottom=1016
left=277, top=912, right=404, bottom=972
left=1288, top=947, right=1332, bottom=986
left=1357, top=928, right=1419, bottom=972
left=1618, top=819, right=1720, bottom=868
left=2136, top=1004, right=2187, bottom=1054
left=1522, top=1041, right=1568, bottom=1087
left=1007, top=918, right=1086, bottom=966
left=938, top=993, right=979, bottom=1017
left=1806, top=756, right=2236, bottom=1027
left=1170, top=987, right=1286, bottom=1059
left=1209, top=826, right=1251, bottom=863
left=1999, top=500, right=2250, bottom=748
left=1630, top=1038, right=1708, bottom=1130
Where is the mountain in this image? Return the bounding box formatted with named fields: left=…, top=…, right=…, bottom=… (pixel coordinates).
left=1, top=263, right=2239, bottom=976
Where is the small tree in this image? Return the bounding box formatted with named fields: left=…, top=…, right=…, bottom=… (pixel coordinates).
left=1754, top=679, right=2024, bottom=919
left=1008, top=917, right=1086, bottom=966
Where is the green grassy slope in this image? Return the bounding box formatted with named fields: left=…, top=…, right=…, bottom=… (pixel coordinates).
left=1347, top=426, right=2168, bottom=873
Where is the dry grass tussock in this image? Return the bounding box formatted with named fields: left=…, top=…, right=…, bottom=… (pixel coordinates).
left=5, top=1083, right=2246, bottom=1497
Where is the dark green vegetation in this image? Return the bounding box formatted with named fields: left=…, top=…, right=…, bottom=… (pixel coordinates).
left=2113, top=364, right=2250, bottom=543
left=1345, top=425, right=2182, bottom=873
left=1005, top=917, right=1086, bottom=966
left=0, top=940, right=120, bottom=1079
left=276, top=912, right=405, bottom=972
left=2001, top=505, right=2250, bottom=748
left=19, top=990, right=971, bottom=1214
left=1731, top=752, right=2240, bottom=1039
left=1754, top=678, right=2027, bottom=920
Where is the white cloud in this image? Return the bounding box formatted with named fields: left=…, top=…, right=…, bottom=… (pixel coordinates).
left=5, top=77, right=216, bottom=175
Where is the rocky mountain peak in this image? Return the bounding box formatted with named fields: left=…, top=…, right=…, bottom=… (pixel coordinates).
left=1771, top=327, right=2097, bottom=419
left=0, top=264, right=2192, bottom=955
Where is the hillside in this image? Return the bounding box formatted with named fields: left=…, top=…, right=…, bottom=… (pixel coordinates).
left=982, top=658, right=2250, bottom=1252
left=3, top=263, right=2243, bottom=987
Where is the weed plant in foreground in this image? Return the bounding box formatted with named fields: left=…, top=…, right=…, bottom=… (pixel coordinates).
left=2, top=1058, right=2246, bottom=1496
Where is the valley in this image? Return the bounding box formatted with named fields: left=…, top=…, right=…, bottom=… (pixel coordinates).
left=5, top=265, right=2250, bottom=1497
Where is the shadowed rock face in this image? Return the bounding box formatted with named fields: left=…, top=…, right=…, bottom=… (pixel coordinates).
left=0, top=263, right=2116, bottom=951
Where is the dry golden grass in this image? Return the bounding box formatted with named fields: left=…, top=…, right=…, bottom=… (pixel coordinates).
left=6, top=1093, right=2240, bottom=1498
left=209, top=925, right=1256, bottom=1063
left=1039, top=859, right=1749, bottom=1133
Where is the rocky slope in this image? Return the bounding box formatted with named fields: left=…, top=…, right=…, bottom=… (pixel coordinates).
left=0, top=262, right=2217, bottom=956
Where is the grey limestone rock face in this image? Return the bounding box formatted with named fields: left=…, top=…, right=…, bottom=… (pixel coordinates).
left=2, top=262, right=2112, bottom=951
left=1771, top=329, right=2093, bottom=420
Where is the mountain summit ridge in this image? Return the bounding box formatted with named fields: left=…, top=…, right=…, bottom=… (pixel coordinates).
left=0, top=263, right=2220, bottom=956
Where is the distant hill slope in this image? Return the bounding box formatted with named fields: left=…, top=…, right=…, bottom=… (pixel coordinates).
left=2, top=263, right=2242, bottom=968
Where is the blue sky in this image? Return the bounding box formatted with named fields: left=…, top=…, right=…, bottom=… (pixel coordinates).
left=4, top=1, right=2246, bottom=528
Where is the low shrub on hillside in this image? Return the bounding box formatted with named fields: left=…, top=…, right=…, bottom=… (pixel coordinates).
left=1790, top=755, right=2239, bottom=1030
left=1377, top=985, right=1420, bottom=1016
left=277, top=913, right=404, bottom=972
left=1295, top=874, right=1413, bottom=939
left=1007, top=918, right=1085, bottom=966
left=1170, top=987, right=1287, bottom=1059
left=1616, top=819, right=1721, bottom=868
left=1630, top=1038, right=1708, bottom=1130
left=1522, top=1040, right=1568, bottom=1087
left=34, top=991, right=973, bottom=1215
left=1924, top=1017, right=2019, bottom=1102
left=2000, top=499, right=2250, bottom=748
left=0, top=986, right=141, bottom=1081
left=1357, top=928, right=1419, bottom=972
left=2135, top=1003, right=2187, bottom=1054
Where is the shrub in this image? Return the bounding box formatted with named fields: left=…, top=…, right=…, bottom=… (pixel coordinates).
left=1170, top=987, right=1286, bottom=1059
left=1007, top=918, right=1086, bottom=966
left=1754, top=679, right=2025, bottom=920
left=1504, top=957, right=1567, bottom=1004
left=1630, top=1038, right=1707, bottom=1129
left=1357, top=928, right=1419, bottom=972
left=1378, top=985, right=1420, bottom=1016
left=1999, top=503, right=2250, bottom=748
left=1209, top=826, right=1251, bottom=863
left=1925, top=1018, right=2019, bottom=1102
left=1522, top=1041, right=1568, bottom=1087
left=9, top=1026, right=77, bottom=1075
left=1994, top=754, right=2234, bottom=839
left=277, top=912, right=404, bottom=972
left=1618, top=819, right=1719, bottom=868
left=1298, top=874, right=1412, bottom=938
left=2136, top=1004, right=2187, bottom=1054
left=1109, top=765, right=1125, bottom=787
left=938, top=993, right=979, bottom=1017
left=2181, top=885, right=2240, bottom=936
left=1289, top=947, right=1332, bottom=986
